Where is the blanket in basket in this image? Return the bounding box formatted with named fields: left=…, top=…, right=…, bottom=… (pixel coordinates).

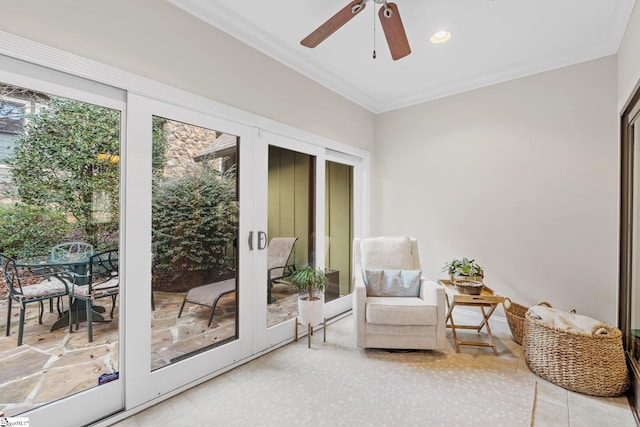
left=528, top=305, right=610, bottom=335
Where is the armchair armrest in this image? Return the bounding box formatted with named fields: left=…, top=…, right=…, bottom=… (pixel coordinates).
left=420, top=278, right=447, bottom=349
left=354, top=276, right=367, bottom=304
left=353, top=270, right=367, bottom=347
left=420, top=279, right=444, bottom=303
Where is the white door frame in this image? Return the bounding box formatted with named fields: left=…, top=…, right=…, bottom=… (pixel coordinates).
left=124, top=94, right=256, bottom=406
left=323, top=149, right=366, bottom=318
left=253, top=131, right=368, bottom=348
left=252, top=130, right=326, bottom=350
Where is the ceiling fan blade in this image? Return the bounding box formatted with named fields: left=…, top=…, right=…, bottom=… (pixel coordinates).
left=378, top=2, right=411, bottom=60
left=301, top=0, right=366, bottom=48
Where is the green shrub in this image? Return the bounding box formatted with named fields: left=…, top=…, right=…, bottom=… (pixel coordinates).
left=6, top=97, right=167, bottom=246
left=0, top=203, right=71, bottom=259
left=8, top=97, right=120, bottom=243
left=152, top=163, right=237, bottom=287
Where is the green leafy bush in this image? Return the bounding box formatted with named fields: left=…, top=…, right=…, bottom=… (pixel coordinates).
left=152, top=163, right=237, bottom=289
left=8, top=97, right=120, bottom=243
left=6, top=96, right=168, bottom=248
left=0, top=203, right=71, bottom=259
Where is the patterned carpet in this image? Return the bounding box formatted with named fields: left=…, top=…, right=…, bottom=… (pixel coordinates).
left=111, top=314, right=636, bottom=426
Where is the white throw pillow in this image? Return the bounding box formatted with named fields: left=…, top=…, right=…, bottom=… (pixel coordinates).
left=364, top=269, right=421, bottom=297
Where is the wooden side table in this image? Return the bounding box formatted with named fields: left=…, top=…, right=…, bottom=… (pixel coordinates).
left=438, top=279, right=505, bottom=354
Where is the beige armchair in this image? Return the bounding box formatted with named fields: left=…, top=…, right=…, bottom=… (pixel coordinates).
left=353, top=237, right=446, bottom=350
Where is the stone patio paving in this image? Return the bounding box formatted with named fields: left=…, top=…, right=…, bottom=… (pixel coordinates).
left=0, top=280, right=300, bottom=417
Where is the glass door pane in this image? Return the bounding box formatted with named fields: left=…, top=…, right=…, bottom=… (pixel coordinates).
left=150, top=117, right=239, bottom=370
left=0, top=80, right=122, bottom=420
left=631, top=121, right=640, bottom=362
left=266, top=145, right=315, bottom=328
left=325, top=160, right=354, bottom=302
left=252, top=130, right=324, bottom=350
left=256, top=133, right=363, bottom=346
left=125, top=94, right=252, bottom=407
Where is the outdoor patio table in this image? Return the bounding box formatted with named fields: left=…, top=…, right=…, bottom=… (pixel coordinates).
left=15, top=254, right=108, bottom=331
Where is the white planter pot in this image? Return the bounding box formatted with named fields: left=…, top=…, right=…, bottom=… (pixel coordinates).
left=298, top=295, right=324, bottom=327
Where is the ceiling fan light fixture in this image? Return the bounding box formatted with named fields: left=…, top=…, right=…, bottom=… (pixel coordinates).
left=430, top=30, right=452, bottom=44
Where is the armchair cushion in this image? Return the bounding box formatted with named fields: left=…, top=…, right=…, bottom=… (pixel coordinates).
left=366, top=297, right=438, bottom=326
left=364, top=269, right=421, bottom=297
left=360, top=237, right=415, bottom=283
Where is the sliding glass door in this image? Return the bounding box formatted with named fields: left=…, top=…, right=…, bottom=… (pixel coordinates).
left=124, top=97, right=364, bottom=409
left=253, top=131, right=323, bottom=348
left=620, top=84, right=640, bottom=419
left=0, top=55, right=124, bottom=426
left=254, top=132, right=359, bottom=349
left=324, top=150, right=363, bottom=317
left=0, top=43, right=367, bottom=426
left=149, top=115, right=240, bottom=371
left=125, top=94, right=254, bottom=407
left=325, top=160, right=354, bottom=302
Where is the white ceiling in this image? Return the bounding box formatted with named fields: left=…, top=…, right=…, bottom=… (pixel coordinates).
left=168, top=0, right=636, bottom=113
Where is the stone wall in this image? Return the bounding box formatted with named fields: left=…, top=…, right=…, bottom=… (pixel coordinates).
left=163, top=120, right=219, bottom=177
left=0, top=120, right=225, bottom=203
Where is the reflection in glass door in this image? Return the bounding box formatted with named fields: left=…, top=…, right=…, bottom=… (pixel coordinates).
left=630, top=121, right=640, bottom=363
left=620, top=86, right=640, bottom=420
left=266, top=145, right=315, bottom=327
left=325, top=161, right=354, bottom=302
left=150, top=117, right=238, bottom=370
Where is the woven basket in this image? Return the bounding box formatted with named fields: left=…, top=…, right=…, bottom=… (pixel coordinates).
left=522, top=311, right=630, bottom=397
left=503, top=299, right=551, bottom=345
left=453, top=279, right=484, bottom=295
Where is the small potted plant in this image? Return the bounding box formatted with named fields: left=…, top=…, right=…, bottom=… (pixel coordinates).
left=442, top=257, right=484, bottom=295
left=291, top=266, right=327, bottom=327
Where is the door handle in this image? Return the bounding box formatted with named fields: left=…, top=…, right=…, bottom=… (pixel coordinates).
left=257, top=231, right=267, bottom=250
left=248, top=231, right=254, bottom=251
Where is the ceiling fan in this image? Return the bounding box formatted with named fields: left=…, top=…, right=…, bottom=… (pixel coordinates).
left=300, top=0, right=411, bottom=61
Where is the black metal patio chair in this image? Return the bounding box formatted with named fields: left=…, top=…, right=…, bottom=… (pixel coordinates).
left=69, top=249, right=119, bottom=342
left=1, top=253, right=71, bottom=346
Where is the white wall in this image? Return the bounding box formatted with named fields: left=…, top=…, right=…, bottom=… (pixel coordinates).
left=374, top=56, right=619, bottom=324
left=0, top=1, right=632, bottom=325
left=618, top=2, right=640, bottom=111
left=0, top=0, right=375, bottom=151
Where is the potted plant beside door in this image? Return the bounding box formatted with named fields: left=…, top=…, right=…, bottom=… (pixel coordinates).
left=291, top=266, right=327, bottom=327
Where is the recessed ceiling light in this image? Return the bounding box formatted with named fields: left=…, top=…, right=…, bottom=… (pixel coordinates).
left=430, top=30, right=452, bottom=44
